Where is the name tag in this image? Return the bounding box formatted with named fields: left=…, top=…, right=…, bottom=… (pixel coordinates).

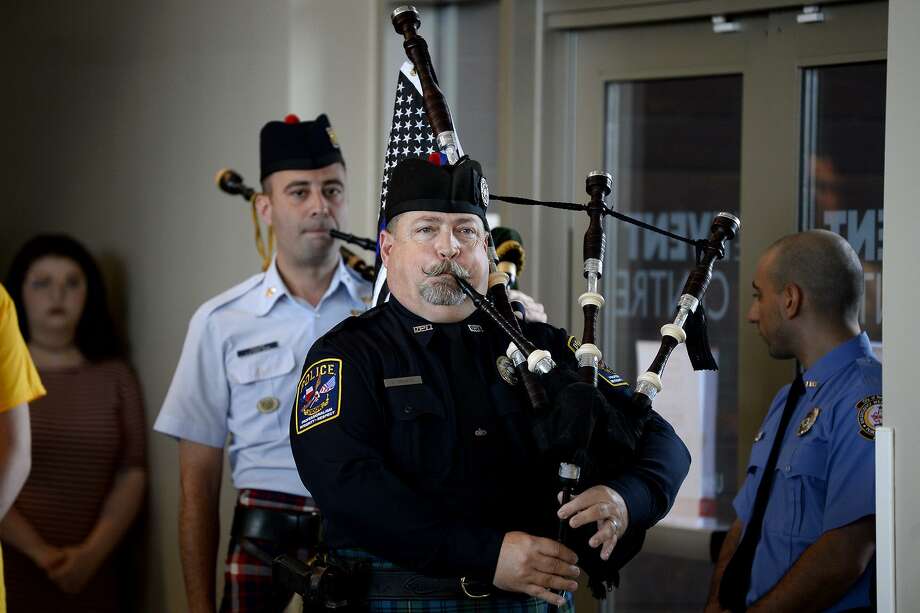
left=237, top=341, right=279, bottom=357
left=384, top=376, right=424, bottom=388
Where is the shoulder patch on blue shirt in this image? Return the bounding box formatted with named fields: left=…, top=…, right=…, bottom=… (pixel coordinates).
left=856, top=394, right=882, bottom=440
left=295, top=358, right=342, bottom=434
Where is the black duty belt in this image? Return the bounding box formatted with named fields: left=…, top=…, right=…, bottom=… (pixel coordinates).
left=231, top=505, right=322, bottom=546
left=366, top=570, right=502, bottom=600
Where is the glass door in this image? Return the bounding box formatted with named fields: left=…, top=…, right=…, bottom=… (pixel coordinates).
left=800, top=61, right=886, bottom=350
left=555, top=2, right=887, bottom=610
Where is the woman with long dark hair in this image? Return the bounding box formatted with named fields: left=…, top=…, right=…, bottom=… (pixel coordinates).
left=0, top=234, right=146, bottom=612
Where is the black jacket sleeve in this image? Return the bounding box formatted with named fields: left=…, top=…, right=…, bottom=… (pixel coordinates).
left=290, top=337, right=504, bottom=580
left=607, top=411, right=690, bottom=530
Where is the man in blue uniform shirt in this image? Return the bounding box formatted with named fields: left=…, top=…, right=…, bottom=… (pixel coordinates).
left=707, top=230, right=879, bottom=612
left=154, top=114, right=375, bottom=612
left=290, top=156, right=690, bottom=610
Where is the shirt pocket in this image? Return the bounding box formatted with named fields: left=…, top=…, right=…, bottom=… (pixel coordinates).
left=786, top=440, right=828, bottom=537
left=746, top=438, right=771, bottom=477
left=384, top=384, right=452, bottom=481
left=226, top=347, right=298, bottom=439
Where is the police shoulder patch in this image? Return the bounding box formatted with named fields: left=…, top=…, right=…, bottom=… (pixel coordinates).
left=856, top=394, right=882, bottom=441
left=295, top=358, right=343, bottom=435
left=566, top=336, right=581, bottom=354
left=598, top=366, right=629, bottom=389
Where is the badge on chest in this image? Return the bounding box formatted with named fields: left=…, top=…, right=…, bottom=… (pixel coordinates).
left=797, top=407, right=821, bottom=436
left=257, top=396, right=280, bottom=413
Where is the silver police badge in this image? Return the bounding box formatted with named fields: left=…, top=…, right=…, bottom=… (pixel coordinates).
left=496, top=356, right=518, bottom=385
left=480, top=176, right=490, bottom=208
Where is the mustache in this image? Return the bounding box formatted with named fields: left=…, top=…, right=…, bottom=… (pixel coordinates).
left=422, top=260, right=470, bottom=280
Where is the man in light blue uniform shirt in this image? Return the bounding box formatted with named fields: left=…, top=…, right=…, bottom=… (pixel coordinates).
left=707, top=230, right=879, bottom=612
left=154, top=114, right=373, bottom=613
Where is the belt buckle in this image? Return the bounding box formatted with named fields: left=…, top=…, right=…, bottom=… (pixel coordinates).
left=459, top=576, right=490, bottom=599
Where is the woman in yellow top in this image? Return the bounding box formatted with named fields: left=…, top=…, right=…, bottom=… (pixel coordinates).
left=0, top=282, right=45, bottom=613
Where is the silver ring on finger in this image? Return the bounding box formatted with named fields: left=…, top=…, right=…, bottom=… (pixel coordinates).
left=609, top=517, right=620, bottom=537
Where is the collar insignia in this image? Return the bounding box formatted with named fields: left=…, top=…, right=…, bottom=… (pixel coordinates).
left=413, top=324, right=433, bottom=334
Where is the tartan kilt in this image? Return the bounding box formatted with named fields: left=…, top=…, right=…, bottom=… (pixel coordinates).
left=219, top=489, right=317, bottom=613
left=334, top=549, right=576, bottom=613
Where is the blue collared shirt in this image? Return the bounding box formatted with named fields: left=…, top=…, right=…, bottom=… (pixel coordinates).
left=154, top=256, right=372, bottom=496
left=733, top=332, right=881, bottom=611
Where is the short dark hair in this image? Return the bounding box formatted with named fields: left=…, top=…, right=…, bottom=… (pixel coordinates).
left=767, top=229, right=864, bottom=322
left=5, top=234, right=125, bottom=361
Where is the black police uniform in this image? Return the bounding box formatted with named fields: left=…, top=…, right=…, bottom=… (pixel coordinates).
left=289, top=296, right=691, bottom=599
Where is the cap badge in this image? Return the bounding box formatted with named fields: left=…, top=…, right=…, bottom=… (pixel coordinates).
left=480, top=176, right=490, bottom=208
left=326, top=126, right=340, bottom=149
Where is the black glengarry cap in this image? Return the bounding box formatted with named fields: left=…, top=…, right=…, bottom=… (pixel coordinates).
left=384, top=156, right=489, bottom=224
left=259, top=113, right=344, bottom=181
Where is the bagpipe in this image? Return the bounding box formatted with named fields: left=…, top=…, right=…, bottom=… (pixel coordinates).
left=389, top=4, right=739, bottom=598
left=214, top=168, right=376, bottom=282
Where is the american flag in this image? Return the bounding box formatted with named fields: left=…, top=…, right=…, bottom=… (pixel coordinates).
left=318, top=375, right=336, bottom=395
left=372, top=61, right=464, bottom=305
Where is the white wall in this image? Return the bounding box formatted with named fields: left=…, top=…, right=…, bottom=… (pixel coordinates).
left=882, top=0, right=920, bottom=609
left=0, top=1, right=380, bottom=610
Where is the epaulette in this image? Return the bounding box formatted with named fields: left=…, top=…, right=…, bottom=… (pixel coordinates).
left=321, top=303, right=386, bottom=339
left=342, top=263, right=375, bottom=290
left=196, top=271, right=265, bottom=318
left=359, top=303, right=387, bottom=319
